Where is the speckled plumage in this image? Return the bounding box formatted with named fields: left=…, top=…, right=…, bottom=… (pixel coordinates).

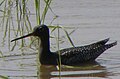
left=58, top=38, right=117, bottom=65
left=11, top=25, right=117, bottom=66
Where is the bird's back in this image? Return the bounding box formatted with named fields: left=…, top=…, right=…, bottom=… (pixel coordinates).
left=56, top=38, right=117, bottom=65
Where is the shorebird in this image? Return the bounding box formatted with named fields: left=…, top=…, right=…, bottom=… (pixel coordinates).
left=11, top=25, right=117, bottom=65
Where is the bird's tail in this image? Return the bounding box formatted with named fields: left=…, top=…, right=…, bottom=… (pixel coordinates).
left=94, top=38, right=110, bottom=45
left=90, top=41, right=117, bottom=60
left=105, top=41, right=117, bottom=49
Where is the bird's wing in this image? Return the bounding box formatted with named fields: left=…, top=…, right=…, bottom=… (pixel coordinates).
left=91, top=38, right=109, bottom=45
left=59, top=41, right=117, bottom=65
left=59, top=38, right=109, bottom=56
left=58, top=45, right=100, bottom=65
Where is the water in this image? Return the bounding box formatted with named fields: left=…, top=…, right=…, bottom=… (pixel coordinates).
left=0, top=0, right=120, bottom=79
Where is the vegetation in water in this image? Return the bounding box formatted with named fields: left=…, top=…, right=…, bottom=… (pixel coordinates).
left=0, top=0, right=76, bottom=78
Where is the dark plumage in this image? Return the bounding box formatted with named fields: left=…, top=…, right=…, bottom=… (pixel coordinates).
left=11, top=25, right=117, bottom=65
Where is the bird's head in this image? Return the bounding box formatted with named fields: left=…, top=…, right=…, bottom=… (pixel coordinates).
left=11, top=25, right=49, bottom=42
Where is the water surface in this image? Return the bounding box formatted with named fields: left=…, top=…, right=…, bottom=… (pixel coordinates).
left=0, top=0, right=120, bottom=79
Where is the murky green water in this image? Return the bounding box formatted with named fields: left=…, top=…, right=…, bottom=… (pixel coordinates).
left=0, top=0, right=120, bottom=79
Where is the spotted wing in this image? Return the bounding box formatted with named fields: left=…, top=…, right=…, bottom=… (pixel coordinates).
left=59, top=38, right=109, bottom=56
left=59, top=39, right=116, bottom=65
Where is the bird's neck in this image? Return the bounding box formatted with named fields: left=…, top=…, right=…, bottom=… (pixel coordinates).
left=39, top=36, right=51, bottom=64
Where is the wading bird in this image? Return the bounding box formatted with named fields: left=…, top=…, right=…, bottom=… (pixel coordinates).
left=11, top=25, right=117, bottom=65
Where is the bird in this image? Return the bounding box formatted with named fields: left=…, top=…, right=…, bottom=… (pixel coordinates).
left=11, top=25, right=117, bottom=66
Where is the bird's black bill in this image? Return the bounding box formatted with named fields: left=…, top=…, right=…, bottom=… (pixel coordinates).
left=11, top=33, right=33, bottom=42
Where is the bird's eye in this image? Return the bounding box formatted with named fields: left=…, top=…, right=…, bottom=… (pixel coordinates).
left=40, top=28, right=43, bottom=31
left=40, top=28, right=44, bottom=31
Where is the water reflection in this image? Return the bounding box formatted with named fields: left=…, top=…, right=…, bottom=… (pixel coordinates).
left=39, top=61, right=108, bottom=79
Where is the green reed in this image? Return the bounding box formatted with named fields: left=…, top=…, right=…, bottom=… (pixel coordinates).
left=0, top=0, right=33, bottom=51
left=0, top=75, right=9, bottom=79
left=0, top=0, right=76, bottom=78
left=57, top=26, right=61, bottom=78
